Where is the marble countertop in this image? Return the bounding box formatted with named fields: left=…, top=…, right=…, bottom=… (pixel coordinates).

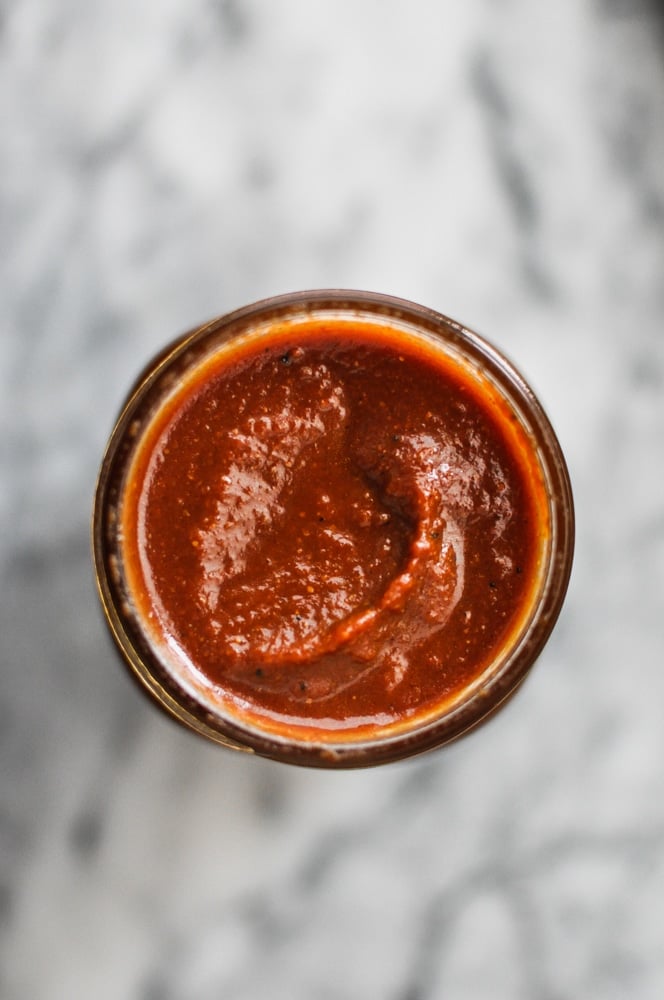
left=2, top=1, right=664, bottom=998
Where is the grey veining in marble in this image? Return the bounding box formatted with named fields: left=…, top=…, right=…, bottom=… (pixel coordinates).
left=2, top=1, right=664, bottom=998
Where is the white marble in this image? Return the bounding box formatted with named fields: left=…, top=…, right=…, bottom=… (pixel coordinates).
left=2, top=1, right=664, bottom=998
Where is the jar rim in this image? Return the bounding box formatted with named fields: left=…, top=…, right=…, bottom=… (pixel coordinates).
left=92, top=289, right=574, bottom=767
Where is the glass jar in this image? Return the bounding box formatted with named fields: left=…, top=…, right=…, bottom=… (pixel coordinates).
left=92, top=290, right=574, bottom=767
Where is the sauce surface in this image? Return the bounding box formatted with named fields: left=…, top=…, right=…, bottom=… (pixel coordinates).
left=121, top=318, right=548, bottom=739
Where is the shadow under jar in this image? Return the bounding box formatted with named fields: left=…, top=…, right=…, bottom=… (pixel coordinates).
left=93, top=290, right=574, bottom=768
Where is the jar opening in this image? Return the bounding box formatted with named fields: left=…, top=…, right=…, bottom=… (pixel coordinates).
left=93, top=291, right=573, bottom=767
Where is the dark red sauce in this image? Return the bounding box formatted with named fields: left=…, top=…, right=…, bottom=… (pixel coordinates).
left=120, top=318, right=548, bottom=740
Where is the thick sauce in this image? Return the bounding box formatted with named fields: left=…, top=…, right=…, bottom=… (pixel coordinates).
left=120, top=318, right=548, bottom=740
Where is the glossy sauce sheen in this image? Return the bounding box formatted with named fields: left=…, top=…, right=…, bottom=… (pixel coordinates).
left=121, top=319, right=548, bottom=739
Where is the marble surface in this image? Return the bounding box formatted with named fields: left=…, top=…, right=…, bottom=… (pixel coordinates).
left=2, top=1, right=664, bottom=997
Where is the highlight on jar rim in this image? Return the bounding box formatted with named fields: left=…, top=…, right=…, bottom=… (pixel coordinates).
left=93, top=290, right=574, bottom=767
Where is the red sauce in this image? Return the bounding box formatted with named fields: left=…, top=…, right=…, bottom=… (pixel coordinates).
left=120, top=317, right=549, bottom=741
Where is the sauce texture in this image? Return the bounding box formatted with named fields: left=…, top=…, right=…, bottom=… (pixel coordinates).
left=120, top=318, right=548, bottom=740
